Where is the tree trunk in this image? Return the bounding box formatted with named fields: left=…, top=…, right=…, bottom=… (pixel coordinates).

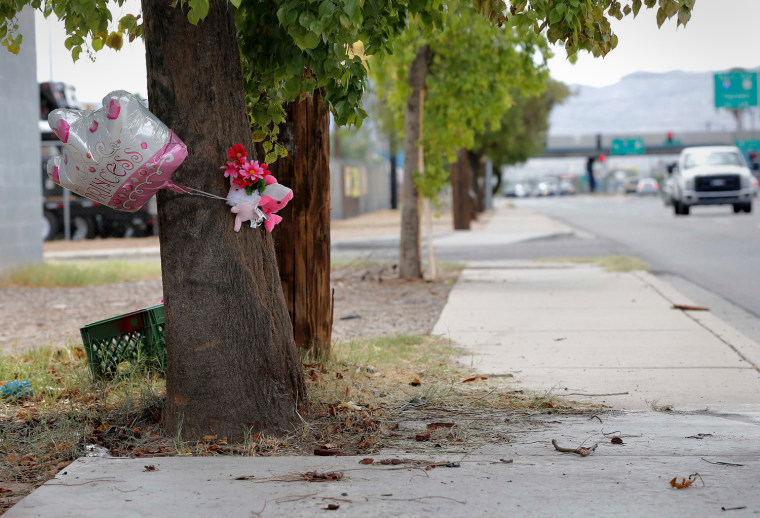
left=451, top=148, right=471, bottom=230
left=399, top=44, right=431, bottom=279
left=274, top=89, right=332, bottom=355
left=390, top=133, right=398, bottom=210
left=468, top=151, right=485, bottom=214
left=142, top=0, right=306, bottom=440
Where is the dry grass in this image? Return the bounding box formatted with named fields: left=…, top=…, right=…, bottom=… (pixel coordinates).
left=0, top=335, right=594, bottom=511
left=535, top=255, right=649, bottom=273
left=1, top=261, right=162, bottom=288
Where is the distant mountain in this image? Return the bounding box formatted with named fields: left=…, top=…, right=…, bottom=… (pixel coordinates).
left=548, top=68, right=760, bottom=136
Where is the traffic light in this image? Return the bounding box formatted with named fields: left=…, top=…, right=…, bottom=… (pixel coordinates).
left=666, top=131, right=674, bottom=144
left=750, top=152, right=759, bottom=171
left=598, top=155, right=606, bottom=163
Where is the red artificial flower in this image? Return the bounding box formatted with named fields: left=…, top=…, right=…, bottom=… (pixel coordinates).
left=232, top=175, right=252, bottom=189
left=227, top=144, right=247, bottom=162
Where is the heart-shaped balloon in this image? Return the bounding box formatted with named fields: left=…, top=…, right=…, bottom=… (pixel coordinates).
left=47, top=90, right=188, bottom=212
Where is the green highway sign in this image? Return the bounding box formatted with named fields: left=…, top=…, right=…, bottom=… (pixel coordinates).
left=714, top=71, right=758, bottom=109
left=735, top=139, right=760, bottom=152
left=611, top=138, right=645, bottom=155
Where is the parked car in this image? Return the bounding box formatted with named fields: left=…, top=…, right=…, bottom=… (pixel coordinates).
left=636, top=178, right=659, bottom=195
left=559, top=179, right=576, bottom=195
left=503, top=183, right=529, bottom=198
left=41, top=136, right=155, bottom=240
left=671, top=146, right=756, bottom=216
left=623, top=177, right=639, bottom=194
left=39, top=82, right=155, bottom=240
left=534, top=179, right=559, bottom=197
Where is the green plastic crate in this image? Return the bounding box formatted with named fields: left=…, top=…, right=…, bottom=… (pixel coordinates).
left=80, top=304, right=166, bottom=377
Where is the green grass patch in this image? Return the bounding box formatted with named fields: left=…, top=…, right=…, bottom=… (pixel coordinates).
left=1, top=260, right=162, bottom=287
left=535, top=255, right=649, bottom=273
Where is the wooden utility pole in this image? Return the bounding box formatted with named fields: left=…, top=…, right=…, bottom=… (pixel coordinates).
left=274, top=89, right=332, bottom=355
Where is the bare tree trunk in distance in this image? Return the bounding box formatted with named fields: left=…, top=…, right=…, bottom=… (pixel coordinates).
left=468, top=151, right=485, bottom=214
left=274, top=90, right=332, bottom=355
left=142, top=0, right=306, bottom=440
left=451, top=148, right=472, bottom=230
left=423, top=197, right=437, bottom=280
left=399, top=45, right=431, bottom=279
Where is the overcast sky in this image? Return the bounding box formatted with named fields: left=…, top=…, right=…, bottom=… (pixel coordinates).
left=34, top=0, right=760, bottom=103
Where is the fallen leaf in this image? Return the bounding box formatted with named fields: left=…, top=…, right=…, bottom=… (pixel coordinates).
left=410, top=378, right=421, bottom=387
left=234, top=475, right=254, bottom=480
left=143, top=465, right=158, bottom=472
left=335, top=372, right=343, bottom=380
left=202, top=435, right=217, bottom=442
left=427, top=422, right=456, bottom=430
left=359, top=458, right=374, bottom=465
left=314, top=448, right=345, bottom=456
left=324, top=504, right=340, bottom=510
left=415, top=433, right=431, bottom=442
left=670, top=473, right=703, bottom=489
left=378, top=459, right=404, bottom=465
left=611, top=437, right=624, bottom=445
left=462, top=376, right=488, bottom=383
left=337, top=402, right=363, bottom=411
left=499, top=459, right=513, bottom=464
left=0, top=488, right=13, bottom=495
left=7, top=454, right=20, bottom=462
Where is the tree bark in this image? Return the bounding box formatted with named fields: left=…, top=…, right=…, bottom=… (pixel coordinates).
left=142, top=0, right=306, bottom=440
left=451, top=148, right=472, bottom=230
left=399, top=44, right=431, bottom=279
left=274, top=89, right=332, bottom=355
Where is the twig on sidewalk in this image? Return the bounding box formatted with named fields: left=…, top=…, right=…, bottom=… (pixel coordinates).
left=552, top=439, right=598, bottom=456
left=672, top=304, right=709, bottom=311
left=701, top=458, right=744, bottom=467
left=589, top=415, right=603, bottom=423
left=558, top=392, right=628, bottom=397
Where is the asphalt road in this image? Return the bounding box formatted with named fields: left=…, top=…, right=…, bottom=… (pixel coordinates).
left=517, top=194, right=760, bottom=344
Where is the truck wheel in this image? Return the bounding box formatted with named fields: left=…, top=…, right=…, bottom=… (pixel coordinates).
left=682, top=204, right=690, bottom=215
left=733, top=204, right=742, bottom=214
left=68, top=216, right=96, bottom=240
left=744, top=202, right=753, bottom=213
left=42, top=210, right=59, bottom=241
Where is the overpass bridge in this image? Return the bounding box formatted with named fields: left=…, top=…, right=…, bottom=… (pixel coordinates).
left=542, top=130, right=760, bottom=158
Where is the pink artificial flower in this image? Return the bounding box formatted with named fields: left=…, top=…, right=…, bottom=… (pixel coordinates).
left=241, top=160, right=264, bottom=182
left=221, top=161, right=239, bottom=178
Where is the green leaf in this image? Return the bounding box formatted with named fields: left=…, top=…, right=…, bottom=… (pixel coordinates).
left=632, top=0, right=642, bottom=16
left=293, top=30, right=321, bottom=50
left=245, top=185, right=254, bottom=196
left=251, top=130, right=267, bottom=142
left=229, top=0, right=242, bottom=7
left=92, top=37, right=103, bottom=51
left=655, top=7, right=667, bottom=27
left=187, top=0, right=209, bottom=25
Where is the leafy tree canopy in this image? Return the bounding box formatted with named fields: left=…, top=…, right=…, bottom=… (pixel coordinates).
left=373, top=2, right=551, bottom=198
left=1, top=0, right=695, bottom=162
left=473, top=78, right=570, bottom=170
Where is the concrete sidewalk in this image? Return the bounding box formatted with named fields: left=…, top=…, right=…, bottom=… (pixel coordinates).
left=12, top=203, right=760, bottom=516
left=7, top=411, right=760, bottom=517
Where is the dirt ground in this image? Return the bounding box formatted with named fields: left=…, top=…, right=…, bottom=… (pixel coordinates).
left=0, top=263, right=456, bottom=351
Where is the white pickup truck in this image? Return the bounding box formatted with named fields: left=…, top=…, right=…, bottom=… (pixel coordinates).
left=670, top=146, right=756, bottom=216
